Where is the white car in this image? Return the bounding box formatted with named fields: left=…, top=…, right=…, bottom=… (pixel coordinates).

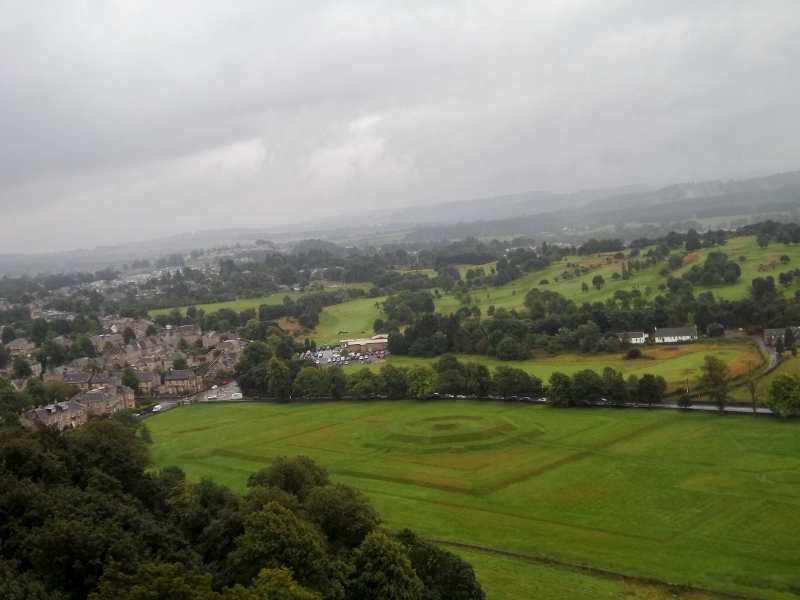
left=152, top=404, right=162, bottom=412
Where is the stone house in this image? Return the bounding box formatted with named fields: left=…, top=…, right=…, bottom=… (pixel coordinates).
left=90, top=372, right=123, bottom=389
left=175, top=324, right=202, bottom=344
left=202, top=331, right=221, bottom=349
left=136, top=371, right=161, bottom=396
left=73, top=385, right=135, bottom=416
left=63, top=372, right=93, bottom=391
left=6, top=338, right=35, bottom=357
left=163, top=370, right=203, bottom=396
left=20, top=401, right=86, bottom=430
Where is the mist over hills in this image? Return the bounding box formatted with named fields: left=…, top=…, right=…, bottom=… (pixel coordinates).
left=0, top=170, right=797, bottom=276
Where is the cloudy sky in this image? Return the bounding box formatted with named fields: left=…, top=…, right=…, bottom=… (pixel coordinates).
left=1, top=1, right=799, bottom=253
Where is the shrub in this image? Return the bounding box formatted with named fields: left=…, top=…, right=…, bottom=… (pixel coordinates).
left=626, top=347, right=643, bottom=360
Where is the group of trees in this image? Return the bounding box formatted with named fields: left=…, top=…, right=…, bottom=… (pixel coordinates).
left=383, top=270, right=800, bottom=361
left=0, top=417, right=484, bottom=600
left=240, top=354, right=544, bottom=401
left=547, top=368, right=667, bottom=408
left=680, top=252, right=742, bottom=286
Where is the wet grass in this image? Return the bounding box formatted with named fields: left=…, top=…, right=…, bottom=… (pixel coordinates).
left=149, top=401, right=800, bottom=600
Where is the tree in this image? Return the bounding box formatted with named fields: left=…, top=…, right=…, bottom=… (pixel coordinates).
left=571, top=370, right=604, bottom=404
left=464, top=363, right=492, bottom=399
left=30, top=319, right=50, bottom=347
left=172, top=357, right=189, bottom=371
left=304, top=483, right=380, bottom=552
left=776, top=337, right=785, bottom=355
left=581, top=282, right=589, bottom=293
left=247, top=455, right=329, bottom=501
left=685, top=237, right=701, bottom=251
left=121, top=366, right=140, bottom=395
left=698, top=355, right=730, bottom=412
left=637, top=374, right=663, bottom=408
left=406, top=365, right=438, bottom=399
left=677, top=393, right=692, bottom=410
left=376, top=364, right=408, bottom=400
left=249, top=568, right=321, bottom=600
left=395, top=530, right=485, bottom=600
left=12, top=356, right=32, bottom=380
left=349, top=531, right=423, bottom=600
left=743, top=363, right=763, bottom=413
left=292, top=367, right=328, bottom=399
left=591, top=275, right=605, bottom=290
left=122, top=327, right=136, bottom=345
left=603, top=368, right=630, bottom=406
left=767, top=373, right=800, bottom=417
left=325, top=367, right=347, bottom=400
left=346, top=369, right=377, bottom=399
left=227, top=502, right=329, bottom=590
left=547, top=372, right=574, bottom=407
left=267, top=358, right=292, bottom=402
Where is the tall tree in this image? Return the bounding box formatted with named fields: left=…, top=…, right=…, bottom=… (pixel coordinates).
left=637, top=374, right=663, bottom=408
left=766, top=373, right=800, bottom=417
left=348, top=531, right=423, bottom=600
left=267, top=358, right=292, bottom=402
left=698, top=355, right=730, bottom=413
left=406, top=366, right=438, bottom=399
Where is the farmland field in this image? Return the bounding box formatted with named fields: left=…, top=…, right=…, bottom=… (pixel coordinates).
left=148, top=292, right=304, bottom=317
left=149, top=401, right=800, bottom=599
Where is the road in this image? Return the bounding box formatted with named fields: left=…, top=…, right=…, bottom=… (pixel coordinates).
left=197, top=381, right=243, bottom=402
left=751, top=334, right=778, bottom=372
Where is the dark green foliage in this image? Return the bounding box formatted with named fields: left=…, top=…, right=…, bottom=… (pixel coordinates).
left=0, top=424, right=484, bottom=600
left=348, top=531, right=423, bottom=600
left=395, top=530, right=485, bottom=600
left=248, top=455, right=329, bottom=501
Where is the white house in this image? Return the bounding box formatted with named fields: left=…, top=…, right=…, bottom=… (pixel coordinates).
left=617, top=331, right=647, bottom=345
left=653, top=326, right=697, bottom=344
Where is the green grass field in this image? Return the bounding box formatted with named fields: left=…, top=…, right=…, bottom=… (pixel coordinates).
left=149, top=402, right=800, bottom=600
left=148, top=292, right=305, bottom=318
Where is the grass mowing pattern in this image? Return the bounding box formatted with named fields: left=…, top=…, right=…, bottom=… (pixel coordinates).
left=149, top=401, right=800, bottom=600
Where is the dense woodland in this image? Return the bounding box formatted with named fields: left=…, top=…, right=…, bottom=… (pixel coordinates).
left=0, top=417, right=484, bottom=600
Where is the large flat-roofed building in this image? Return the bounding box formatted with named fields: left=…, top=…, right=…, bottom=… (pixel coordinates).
left=340, top=335, right=388, bottom=353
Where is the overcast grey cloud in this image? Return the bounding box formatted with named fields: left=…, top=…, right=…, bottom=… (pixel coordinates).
left=1, top=1, right=799, bottom=252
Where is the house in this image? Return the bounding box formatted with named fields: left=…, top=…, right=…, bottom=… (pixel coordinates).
left=90, top=372, right=122, bottom=389
left=163, top=370, right=203, bottom=396
left=175, top=324, right=202, bottom=344
left=763, top=327, right=800, bottom=346
left=616, top=331, right=647, bottom=345
left=90, top=333, right=124, bottom=352
left=20, top=401, right=86, bottom=431
left=652, top=326, right=698, bottom=344
left=5, top=338, right=35, bottom=357
left=164, top=351, right=192, bottom=371
left=26, top=360, right=42, bottom=378
left=63, top=372, right=93, bottom=391
left=134, top=356, right=162, bottom=371
left=202, top=331, right=221, bottom=349
left=136, top=371, right=161, bottom=396
left=73, top=386, right=134, bottom=416
left=43, top=365, right=72, bottom=383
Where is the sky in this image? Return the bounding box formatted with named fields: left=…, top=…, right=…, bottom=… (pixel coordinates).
left=1, top=1, right=799, bottom=253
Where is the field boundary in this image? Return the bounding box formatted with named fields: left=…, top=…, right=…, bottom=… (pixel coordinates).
left=425, top=538, right=762, bottom=600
